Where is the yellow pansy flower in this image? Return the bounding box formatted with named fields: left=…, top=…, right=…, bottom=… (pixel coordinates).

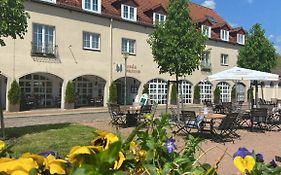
left=0, top=140, right=5, bottom=151
left=0, top=157, right=38, bottom=175
left=21, top=153, right=45, bottom=167
left=91, top=130, right=119, bottom=150
left=67, top=145, right=95, bottom=165
left=113, top=151, right=125, bottom=170
left=234, top=155, right=256, bottom=173
left=44, top=154, right=66, bottom=174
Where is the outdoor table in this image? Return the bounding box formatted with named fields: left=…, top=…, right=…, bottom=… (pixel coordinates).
left=125, top=106, right=141, bottom=127
left=203, top=113, right=226, bottom=134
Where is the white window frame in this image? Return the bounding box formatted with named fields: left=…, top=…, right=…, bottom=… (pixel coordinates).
left=121, top=38, right=136, bottom=54
left=220, top=29, right=229, bottom=41
left=179, top=81, right=192, bottom=104
left=148, top=79, right=167, bottom=104
left=40, top=0, right=56, bottom=3
left=121, top=4, right=137, bottom=21
left=32, top=23, right=55, bottom=55
left=83, top=32, right=101, bottom=51
left=199, top=81, right=212, bottom=103
left=237, top=34, right=245, bottom=45
left=217, top=82, right=230, bottom=102
left=153, top=12, right=166, bottom=24
left=82, top=0, right=101, bottom=14
left=220, top=54, right=229, bottom=66
left=201, top=25, right=211, bottom=38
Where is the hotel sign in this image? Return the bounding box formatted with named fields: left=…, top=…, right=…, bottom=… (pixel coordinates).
left=116, top=64, right=141, bottom=74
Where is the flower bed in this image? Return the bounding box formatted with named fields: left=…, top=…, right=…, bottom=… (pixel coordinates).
left=0, top=114, right=280, bottom=175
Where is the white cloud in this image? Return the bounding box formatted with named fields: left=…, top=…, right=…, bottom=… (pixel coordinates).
left=247, top=0, right=254, bottom=4
left=201, top=0, right=216, bottom=9
left=268, top=34, right=275, bottom=40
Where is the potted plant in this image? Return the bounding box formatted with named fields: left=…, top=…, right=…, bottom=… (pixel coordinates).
left=142, top=83, right=149, bottom=94
left=108, top=82, right=117, bottom=104
left=8, top=80, right=21, bottom=112
left=193, top=85, right=200, bottom=104
left=213, top=86, right=221, bottom=104
left=170, top=83, right=177, bottom=105
left=64, top=81, right=75, bottom=109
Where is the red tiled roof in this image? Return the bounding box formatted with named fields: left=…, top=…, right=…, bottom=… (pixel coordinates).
left=47, top=0, right=245, bottom=45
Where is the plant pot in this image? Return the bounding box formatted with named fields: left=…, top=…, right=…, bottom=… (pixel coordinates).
left=8, top=104, right=20, bottom=112
left=64, top=102, right=75, bottom=109
left=193, top=99, right=200, bottom=104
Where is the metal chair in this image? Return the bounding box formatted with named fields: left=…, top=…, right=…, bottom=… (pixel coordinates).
left=250, top=108, right=268, bottom=131
left=107, top=103, right=126, bottom=128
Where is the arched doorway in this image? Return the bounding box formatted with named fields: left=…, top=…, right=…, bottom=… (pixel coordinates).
left=233, top=83, right=246, bottom=102
left=217, top=82, right=230, bottom=102
left=19, top=73, right=63, bottom=109
left=115, top=77, right=140, bottom=105
left=179, top=80, right=193, bottom=104
left=147, top=78, right=167, bottom=104
left=198, top=80, right=213, bottom=103
left=73, top=75, right=106, bottom=107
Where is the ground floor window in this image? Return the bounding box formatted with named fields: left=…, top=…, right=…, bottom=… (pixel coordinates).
left=148, top=79, right=167, bottom=104
left=217, top=82, right=230, bottom=102
left=234, top=83, right=245, bottom=102
left=179, top=80, right=192, bottom=104
left=198, top=81, right=212, bottom=102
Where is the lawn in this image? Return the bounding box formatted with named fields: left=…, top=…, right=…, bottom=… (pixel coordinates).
left=4, top=123, right=97, bottom=157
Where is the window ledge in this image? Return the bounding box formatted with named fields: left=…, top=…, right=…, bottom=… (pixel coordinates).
left=83, top=47, right=101, bottom=52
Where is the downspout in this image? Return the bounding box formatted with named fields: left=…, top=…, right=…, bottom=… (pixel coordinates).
left=109, top=18, right=113, bottom=83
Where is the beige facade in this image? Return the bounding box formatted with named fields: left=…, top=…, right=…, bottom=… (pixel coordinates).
left=1, top=1, right=277, bottom=111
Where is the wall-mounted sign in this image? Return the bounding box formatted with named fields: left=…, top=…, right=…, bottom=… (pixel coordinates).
left=116, top=64, right=123, bottom=72
left=115, top=63, right=141, bottom=74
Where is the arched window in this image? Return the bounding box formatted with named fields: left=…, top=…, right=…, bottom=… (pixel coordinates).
left=217, top=82, right=230, bottom=102
left=148, top=79, right=167, bottom=104
left=198, top=81, right=212, bottom=102
left=179, top=80, right=192, bottom=104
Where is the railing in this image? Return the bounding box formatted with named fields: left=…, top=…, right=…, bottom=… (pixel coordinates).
left=31, top=43, right=58, bottom=58
left=200, top=61, right=212, bottom=71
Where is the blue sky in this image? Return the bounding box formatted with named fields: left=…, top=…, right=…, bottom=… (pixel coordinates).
left=192, top=0, right=281, bottom=54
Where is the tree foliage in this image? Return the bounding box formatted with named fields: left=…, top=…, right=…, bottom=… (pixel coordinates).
left=170, top=83, right=177, bottom=104
left=0, top=0, right=29, bottom=46
left=237, top=23, right=277, bottom=72
left=65, top=81, right=75, bottom=103
left=213, top=86, right=221, bottom=104
left=147, top=0, right=206, bottom=77
left=108, top=82, right=117, bottom=103
left=193, top=84, right=200, bottom=104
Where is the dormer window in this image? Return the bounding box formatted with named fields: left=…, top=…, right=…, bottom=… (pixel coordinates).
left=82, top=0, right=101, bottom=13
left=40, top=0, right=56, bottom=3
left=237, top=34, right=245, bottom=45
left=121, top=4, right=137, bottom=21
left=153, top=13, right=166, bottom=24
left=201, top=25, right=211, bottom=38
left=220, top=29, right=229, bottom=41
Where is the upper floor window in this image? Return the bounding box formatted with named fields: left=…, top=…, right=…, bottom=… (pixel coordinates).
left=32, top=23, right=56, bottom=56
left=220, top=54, right=229, bottom=66
left=201, top=25, right=211, bottom=38
left=220, top=29, right=229, bottom=41
left=122, top=38, right=136, bottom=54
left=153, top=13, right=166, bottom=24
left=121, top=4, right=137, bottom=21
left=40, top=0, right=56, bottom=3
left=82, top=0, right=101, bottom=13
left=237, top=34, right=245, bottom=45
left=83, top=32, right=100, bottom=51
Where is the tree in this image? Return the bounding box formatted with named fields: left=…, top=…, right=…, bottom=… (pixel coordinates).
left=193, top=85, right=200, bottom=104
left=237, top=23, right=278, bottom=105
left=170, top=83, right=177, bottom=105
left=213, top=87, right=221, bottom=104
left=148, top=0, right=206, bottom=113
left=0, top=0, right=29, bottom=46
left=108, top=82, right=117, bottom=103
left=64, top=81, right=75, bottom=103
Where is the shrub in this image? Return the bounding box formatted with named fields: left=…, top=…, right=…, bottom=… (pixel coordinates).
left=170, top=83, right=177, bottom=104
left=108, top=82, right=117, bottom=103
left=247, top=87, right=254, bottom=101
left=142, top=83, right=149, bottom=94
left=8, top=80, right=21, bottom=105
left=193, top=84, right=200, bottom=104
left=214, top=86, right=221, bottom=104
left=231, top=87, right=236, bottom=102
left=64, top=81, right=75, bottom=103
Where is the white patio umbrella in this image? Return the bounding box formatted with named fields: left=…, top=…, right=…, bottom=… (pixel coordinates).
left=207, top=66, right=279, bottom=106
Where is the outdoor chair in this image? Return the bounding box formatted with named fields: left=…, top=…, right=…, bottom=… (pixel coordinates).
left=138, top=104, right=152, bottom=122
left=221, top=102, right=233, bottom=114
left=173, top=110, right=204, bottom=135
left=237, top=110, right=251, bottom=128
left=250, top=108, right=268, bottom=131
left=107, top=103, right=126, bottom=128
left=266, top=109, right=281, bottom=131
left=213, top=113, right=240, bottom=142
left=169, top=107, right=180, bottom=124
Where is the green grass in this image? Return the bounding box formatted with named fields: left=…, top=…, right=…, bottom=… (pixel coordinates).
left=5, top=123, right=97, bottom=157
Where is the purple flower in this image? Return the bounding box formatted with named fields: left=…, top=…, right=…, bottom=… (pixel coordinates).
left=269, top=159, right=278, bottom=168
left=39, top=150, right=56, bottom=157
left=233, top=147, right=252, bottom=158
left=256, top=153, right=264, bottom=162
left=164, top=138, right=176, bottom=154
